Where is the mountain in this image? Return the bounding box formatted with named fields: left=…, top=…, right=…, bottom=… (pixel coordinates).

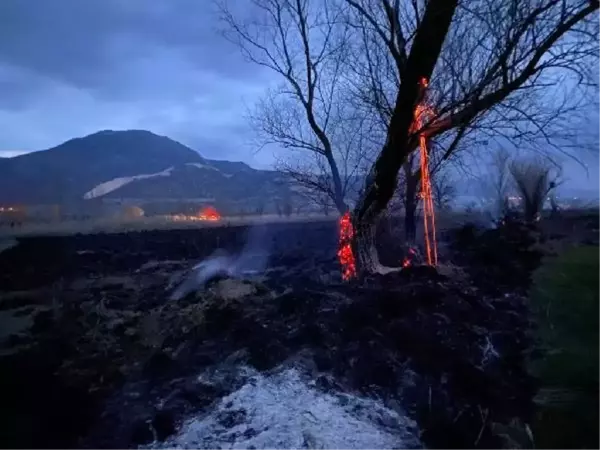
left=0, top=130, right=299, bottom=214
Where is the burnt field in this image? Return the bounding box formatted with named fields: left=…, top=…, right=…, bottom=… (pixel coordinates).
left=0, top=213, right=597, bottom=449
left=0, top=221, right=340, bottom=292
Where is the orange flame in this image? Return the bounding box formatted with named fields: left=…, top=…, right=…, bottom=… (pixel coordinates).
left=337, top=78, right=438, bottom=278
left=337, top=212, right=357, bottom=280
left=198, top=206, right=221, bottom=221
left=411, top=78, right=438, bottom=266
left=170, top=206, right=222, bottom=222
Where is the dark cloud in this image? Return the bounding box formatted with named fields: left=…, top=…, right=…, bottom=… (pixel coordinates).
left=0, top=0, right=275, bottom=165
left=0, top=0, right=597, bottom=191
left=0, top=0, right=256, bottom=89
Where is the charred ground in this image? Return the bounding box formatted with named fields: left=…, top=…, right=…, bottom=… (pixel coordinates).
left=0, top=213, right=597, bottom=449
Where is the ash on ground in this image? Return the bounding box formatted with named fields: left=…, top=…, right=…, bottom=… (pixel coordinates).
left=142, top=366, right=421, bottom=449
left=0, top=219, right=566, bottom=449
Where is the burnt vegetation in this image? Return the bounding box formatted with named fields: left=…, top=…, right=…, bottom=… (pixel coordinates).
left=1, top=209, right=598, bottom=448
left=220, top=0, right=598, bottom=274
left=0, top=0, right=598, bottom=448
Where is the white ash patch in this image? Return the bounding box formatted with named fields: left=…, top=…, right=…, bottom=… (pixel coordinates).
left=145, top=368, right=421, bottom=449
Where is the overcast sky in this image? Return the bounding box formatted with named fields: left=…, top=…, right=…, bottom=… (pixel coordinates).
left=0, top=0, right=598, bottom=191
left=0, top=0, right=279, bottom=167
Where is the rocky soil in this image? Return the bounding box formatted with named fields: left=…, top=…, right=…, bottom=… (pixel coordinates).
left=0, top=217, right=585, bottom=449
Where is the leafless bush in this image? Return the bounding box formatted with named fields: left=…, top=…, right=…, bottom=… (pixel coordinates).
left=255, top=202, right=265, bottom=216
left=509, top=157, right=561, bottom=222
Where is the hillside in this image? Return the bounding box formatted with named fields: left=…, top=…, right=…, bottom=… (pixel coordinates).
left=0, top=130, right=298, bottom=213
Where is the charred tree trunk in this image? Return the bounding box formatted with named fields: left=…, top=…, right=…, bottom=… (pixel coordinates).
left=404, top=201, right=418, bottom=243
left=403, top=169, right=420, bottom=243
left=352, top=0, right=459, bottom=275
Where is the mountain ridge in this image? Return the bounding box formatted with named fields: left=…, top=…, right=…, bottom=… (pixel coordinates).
left=0, top=130, right=299, bottom=214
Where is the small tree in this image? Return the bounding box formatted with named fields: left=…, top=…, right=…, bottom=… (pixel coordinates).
left=255, top=201, right=265, bottom=216
left=479, top=149, right=514, bottom=222
left=509, top=157, right=561, bottom=222
left=283, top=200, right=293, bottom=217
left=220, top=0, right=362, bottom=213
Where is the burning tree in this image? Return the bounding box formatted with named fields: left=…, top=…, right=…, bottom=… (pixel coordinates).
left=221, top=0, right=599, bottom=276
left=346, top=0, right=598, bottom=274
left=342, top=0, right=475, bottom=246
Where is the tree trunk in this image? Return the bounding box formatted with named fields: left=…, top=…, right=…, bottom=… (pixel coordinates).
left=350, top=0, right=459, bottom=276
left=352, top=211, right=399, bottom=276
left=403, top=170, right=420, bottom=243
left=404, top=201, right=417, bottom=243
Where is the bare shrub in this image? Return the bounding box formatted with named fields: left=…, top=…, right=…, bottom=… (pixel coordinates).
left=509, top=158, right=560, bottom=222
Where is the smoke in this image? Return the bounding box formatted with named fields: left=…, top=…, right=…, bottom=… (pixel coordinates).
left=169, top=224, right=272, bottom=300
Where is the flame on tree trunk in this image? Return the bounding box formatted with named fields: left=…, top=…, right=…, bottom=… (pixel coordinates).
left=348, top=0, right=458, bottom=276
left=340, top=80, right=437, bottom=277
left=402, top=247, right=418, bottom=268
left=337, top=211, right=357, bottom=280
left=413, top=78, right=438, bottom=266
left=337, top=78, right=439, bottom=278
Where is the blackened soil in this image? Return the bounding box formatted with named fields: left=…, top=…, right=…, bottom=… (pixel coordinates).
left=0, top=219, right=545, bottom=449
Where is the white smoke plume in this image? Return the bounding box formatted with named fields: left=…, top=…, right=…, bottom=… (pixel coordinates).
left=169, top=224, right=271, bottom=300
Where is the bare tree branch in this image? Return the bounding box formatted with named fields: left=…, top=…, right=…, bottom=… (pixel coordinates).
left=345, top=0, right=598, bottom=272
left=509, top=156, right=562, bottom=222
left=351, top=0, right=460, bottom=224
left=219, top=0, right=355, bottom=212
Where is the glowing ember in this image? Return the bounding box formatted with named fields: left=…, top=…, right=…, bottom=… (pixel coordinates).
left=402, top=247, right=418, bottom=268
left=411, top=77, right=438, bottom=266
left=337, top=212, right=357, bottom=280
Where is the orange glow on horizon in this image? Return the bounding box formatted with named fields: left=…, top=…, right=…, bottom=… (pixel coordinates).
left=171, top=206, right=221, bottom=222
left=198, top=206, right=221, bottom=221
